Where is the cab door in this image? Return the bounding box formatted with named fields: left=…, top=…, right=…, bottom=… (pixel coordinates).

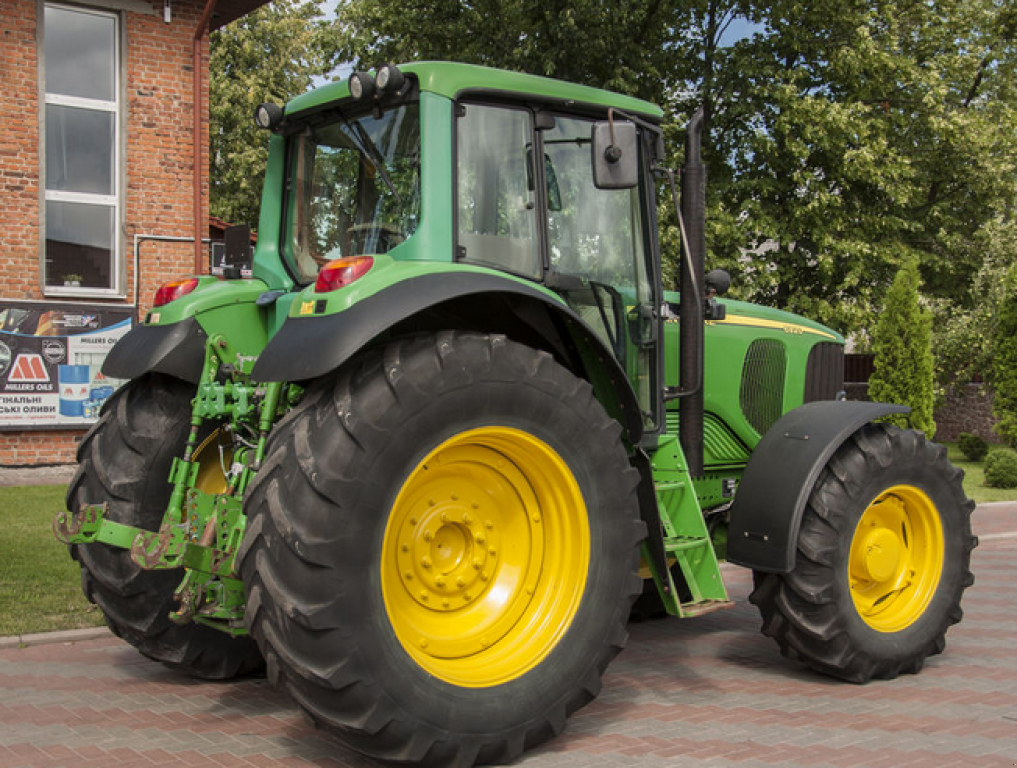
left=541, top=114, right=662, bottom=434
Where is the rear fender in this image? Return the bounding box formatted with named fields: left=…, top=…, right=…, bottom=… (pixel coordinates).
left=250, top=271, right=644, bottom=443
left=726, top=400, right=910, bottom=573
left=103, top=278, right=270, bottom=384
left=103, top=317, right=208, bottom=383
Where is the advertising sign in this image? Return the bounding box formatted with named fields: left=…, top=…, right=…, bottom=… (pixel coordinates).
left=0, top=301, right=134, bottom=430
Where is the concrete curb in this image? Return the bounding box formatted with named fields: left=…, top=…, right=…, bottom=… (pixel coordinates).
left=0, top=626, right=110, bottom=650
left=976, top=500, right=1017, bottom=509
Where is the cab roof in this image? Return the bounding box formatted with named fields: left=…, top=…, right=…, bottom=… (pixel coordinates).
left=287, top=61, right=664, bottom=122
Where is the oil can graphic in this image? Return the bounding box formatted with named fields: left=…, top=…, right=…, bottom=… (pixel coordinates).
left=58, top=364, right=91, bottom=417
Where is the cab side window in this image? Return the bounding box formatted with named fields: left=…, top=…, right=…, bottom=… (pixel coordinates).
left=456, top=104, right=540, bottom=278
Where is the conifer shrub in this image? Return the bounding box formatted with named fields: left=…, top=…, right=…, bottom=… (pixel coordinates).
left=868, top=261, right=936, bottom=437
left=958, top=432, right=989, bottom=462
left=984, top=449, right=1017, bottom=489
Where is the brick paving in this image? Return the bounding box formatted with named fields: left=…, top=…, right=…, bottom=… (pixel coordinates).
left=1, top=503, right=1015, bottom=768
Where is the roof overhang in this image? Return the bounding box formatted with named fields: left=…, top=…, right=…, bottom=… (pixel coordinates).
left=209, top=0, right=273, bottom=31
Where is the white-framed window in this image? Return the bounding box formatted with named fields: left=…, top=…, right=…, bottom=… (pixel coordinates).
left=42, top=3, right=123, bottom=296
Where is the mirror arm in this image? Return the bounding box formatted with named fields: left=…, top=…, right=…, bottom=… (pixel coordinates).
left=604, top=108, right=622, bottom=163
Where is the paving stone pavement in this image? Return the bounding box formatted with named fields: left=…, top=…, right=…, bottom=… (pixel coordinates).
left=1, top=503, right=1015, bottom=768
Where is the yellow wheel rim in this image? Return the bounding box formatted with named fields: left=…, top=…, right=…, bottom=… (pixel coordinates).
left=381, top=427, right=590, bottom=687
left=192, top=430, right=231, bottom=494
left=848, top=484, right=944, bottom=633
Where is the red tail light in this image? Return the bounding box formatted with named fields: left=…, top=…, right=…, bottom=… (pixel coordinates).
left=153, top=277, right=200, bottom=307
left=315, top=257, right=374, bottom=293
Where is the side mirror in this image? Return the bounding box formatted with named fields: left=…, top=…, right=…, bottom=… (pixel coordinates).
left=592, top=121, right=638, bottom=189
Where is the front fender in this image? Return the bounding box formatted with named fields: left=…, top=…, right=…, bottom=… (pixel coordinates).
left=251, top=271, right=644, bottom=442
left=726, top=400, right=909, bottom=573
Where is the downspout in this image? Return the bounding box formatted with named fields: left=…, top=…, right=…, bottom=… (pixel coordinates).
left=193, top=0, right=219, bottom=274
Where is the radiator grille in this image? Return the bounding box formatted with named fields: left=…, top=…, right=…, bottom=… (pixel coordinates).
left=804, top=342, right=845, bottom=402
left=740, top=339, right=786, bottom=435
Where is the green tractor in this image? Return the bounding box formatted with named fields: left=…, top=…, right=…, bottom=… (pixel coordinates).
left=55, top=62, right=976, bottom=766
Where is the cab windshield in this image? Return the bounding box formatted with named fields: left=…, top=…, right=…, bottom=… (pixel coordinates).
left=285, top=103, right=421, bottom=283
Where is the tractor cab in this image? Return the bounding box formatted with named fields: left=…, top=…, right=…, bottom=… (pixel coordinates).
left=269, top=64, right=665, bottom=431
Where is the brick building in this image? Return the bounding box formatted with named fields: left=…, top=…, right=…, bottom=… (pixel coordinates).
left=1, top=0, right=266, bottom=466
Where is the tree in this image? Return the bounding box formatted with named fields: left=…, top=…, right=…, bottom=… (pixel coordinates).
left=706, top=0, right=1017, bottom=338
left=331, top=0, right=684, bottom=105
left=867, top=261, right=936, bottom=437
left=991, top=266, right=1017, bottom=447
left=210, top=0, right=331, bottom=228
left=931, top=217, right=1017, bottom=390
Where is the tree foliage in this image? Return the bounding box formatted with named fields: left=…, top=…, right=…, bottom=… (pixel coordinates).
left=209, top=0, right=331, bottom=228
left=930, top=217, right=1017, bottom=390
left=867, top=261, right=936, bottom=437
left=332, top=0, right=681, bottom=104
left=991, top=266, right=1017, bottom=448
left=706, top=0, right=1017, bottom=337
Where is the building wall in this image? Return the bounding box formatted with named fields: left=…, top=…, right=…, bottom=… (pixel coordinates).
left=933, top=384, right=999, bottom=444
left=845, top=382, right=1000, bottom=443
left=1, top=0, right=210, bottom=466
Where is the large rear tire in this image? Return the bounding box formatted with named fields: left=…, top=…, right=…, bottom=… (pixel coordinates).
left=239, top=332, right=645, bottom=766
left=749, top=424, right=976, bottom=683
left=67, top=374, right=263, bottom=679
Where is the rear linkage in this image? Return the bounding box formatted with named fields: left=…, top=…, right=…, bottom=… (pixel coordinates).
left=54, top=333, right=297, bottom=636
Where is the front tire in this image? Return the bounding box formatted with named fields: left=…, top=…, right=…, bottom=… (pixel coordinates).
left=67, top=374, right=263, bottom=679
left=750, top=424, right=977, bottom=683
left=239, top=332, right=645, bottom=766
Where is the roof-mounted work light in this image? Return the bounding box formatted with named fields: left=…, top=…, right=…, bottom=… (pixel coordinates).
left=349, top=71, right=376, bottom=100
left=376, top=64, right=405, bottom=93
left=254, top=102, right=284, bottom=131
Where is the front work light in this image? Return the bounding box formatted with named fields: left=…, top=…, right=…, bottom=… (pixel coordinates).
left=349, top=71, right=376, bottom=100
left=314, top=257, right=374, bottom=293
left=153, top=277, right=199, bottom=307
left=254, top=102, right=284, bottom=131
left=376, top=64, right=405, bottom=93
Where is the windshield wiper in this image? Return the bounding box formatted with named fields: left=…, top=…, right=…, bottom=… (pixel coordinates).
left=343, top=116, right=402, bottom=203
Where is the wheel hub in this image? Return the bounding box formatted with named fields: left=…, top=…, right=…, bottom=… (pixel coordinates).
left=854, top=527, right=903, bottom=583
left=396, top=487, right=504, bottom=612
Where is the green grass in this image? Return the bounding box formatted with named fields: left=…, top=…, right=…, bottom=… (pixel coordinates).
left=942, top=442, right=1017, bottom=504
left=0, top=485, right=105, bottom=636
left=1, top=443, right=1013, bottom=637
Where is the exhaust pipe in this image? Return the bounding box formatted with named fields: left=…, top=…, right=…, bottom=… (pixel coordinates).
left=679, top=108, right=706, bottom=478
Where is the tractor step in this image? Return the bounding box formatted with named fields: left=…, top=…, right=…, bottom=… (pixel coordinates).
left=679, top=599, right=736, bottom=617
